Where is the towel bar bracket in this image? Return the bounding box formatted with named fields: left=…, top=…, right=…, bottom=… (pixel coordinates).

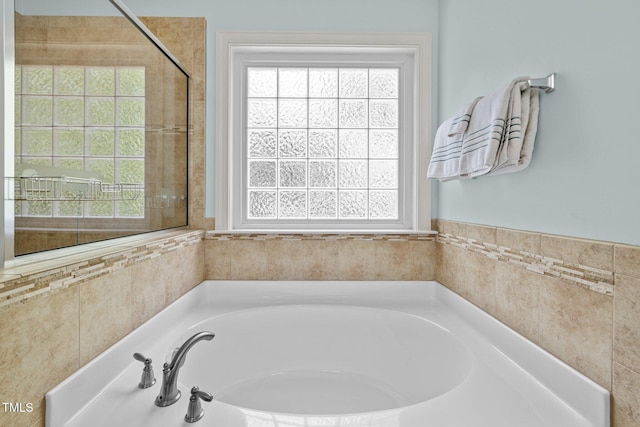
left=527, top=73, right=556, bottom=93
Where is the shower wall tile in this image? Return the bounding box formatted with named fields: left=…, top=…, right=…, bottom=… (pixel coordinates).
left=0, top=286, right=79, bottom=427
left=613, top=274, right=640, bottom=373
left=204, top=234, right=437, bottom=282
left=465, top=223, right=497, bottom=245
left=614, top=244, right=640, bottom=279
left=494, top=261, right=540, bottom=342
left=613, top=363, right=640, bottom=427
left=79, top=267, right=133, bottom=366
left=540, top=234, right=614, bottom=272
left=538, top=275, right=613, bottom=389
left=496, top=228, right=541, bottom=254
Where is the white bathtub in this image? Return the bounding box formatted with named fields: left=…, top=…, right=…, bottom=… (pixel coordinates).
left=46, top=281, right=609, bottom=427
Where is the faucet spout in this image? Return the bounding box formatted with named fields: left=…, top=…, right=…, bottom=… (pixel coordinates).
left=155, top=331, right=215, bottom=407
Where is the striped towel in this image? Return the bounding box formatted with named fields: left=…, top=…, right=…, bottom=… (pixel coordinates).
left=428, top=77, right=539, bottom=181
left=427, top=98, right=484, bottom=181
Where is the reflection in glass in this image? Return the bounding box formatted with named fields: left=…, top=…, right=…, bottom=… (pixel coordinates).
left=12, top=5, right=188, bottom=256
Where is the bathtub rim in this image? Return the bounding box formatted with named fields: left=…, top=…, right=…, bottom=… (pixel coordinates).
left=45, top=280, right=610, bottom=427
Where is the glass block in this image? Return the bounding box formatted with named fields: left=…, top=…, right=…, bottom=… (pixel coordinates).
left=309, top=99, right=337, bottom=128
left=370, top=130, right=398, bottom=158
left=309, top=160, right=337, bottom=188
left=339, top=100, right=367, bottom=128
left=339, top=190, right=367, bottom=218
left=86, top=98, right=115, bottom=126
left=309, top=130, right=337, bottom=158
left=54, top=66, right=84, bottom=95
left=88, top=200, right=114, bottom=217
left=339, top=160, right=367, bottom=188
left=248, top=130, right=277, bottom=158
left=23, top=65, right=53, bottom=95
left=22, top=96, right=53, bottom=126
left=87, top=128, right=115, bottom=156
left=23, top=128, right=52, bottom=156
left=309, top=190, right=337, bottom=218
left=54, top=128, right=84, bottom=156
left=117, top=159, right=145, bottom=184
left=339, top=69, right=368, bottom=98
left=56, top=200, right=82, bottom=217
left=278, top=130, right=307, bottom=158
left=117, top=129, right=145, bottom=157
left=26, top=200, right=52, bottom=216
left=248, top=190, right=277, bottom=218
left=248, top=99, right=277, bottom=128
left=369, top=69, right=398, bottom=98
left=55, top=157, right=84, bottom=171
left=339, top=130, right=367, bottom=158
left=279, top=160, right=307, bottom=187
left=14, top=127, right=21, bottom=155
left=87, top=158, right=114, bottom=183
left=279, top=190, right=307, bottom=218
left=278, top=68, right=307, bottom=98
left=87, top=67, right=115, bottom=96
left=54, top=97, right=84, bottom=126
left=15, top=95, right=21, bottom=125
left=117, top=67, right=145, bottom=96
left=248, top=68, right=277, bottom=98
left=15, top=65, right=21, bottom=94
left=369, top=99, right=398, bottom=128
left=278, top=99, right=307, bottom=128
left=369, top=160, right=397, bottom=188
left=309, top=68, right=338, bottom=98
left=118, top=198, right=144, bottom=217
left=369, top=190, right=398, bottom=219
left=248, top=160, right=276, bottom=187
left=117, top=98, right=145, bottom=126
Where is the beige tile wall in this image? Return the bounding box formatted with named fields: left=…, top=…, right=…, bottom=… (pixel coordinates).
left=0, top=231, right=204, bottom=427
left=204, top=233, right=437, bottom=281
left=435, top=219, right=640, bottom=427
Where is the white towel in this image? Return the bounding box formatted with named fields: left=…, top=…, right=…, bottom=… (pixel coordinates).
left=458, top=77, right=528, bottom=177
left=428, top=76, right=540, bottom=181
left=448, top=96, right=482, bottom=136
left=427, top=98, right=482, bottom=181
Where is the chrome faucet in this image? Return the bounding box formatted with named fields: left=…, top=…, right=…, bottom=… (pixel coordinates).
left=155, top=331, right=215, bottom=407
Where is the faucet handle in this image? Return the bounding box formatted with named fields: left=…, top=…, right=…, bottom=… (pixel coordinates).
left=184, top=386, right=213, bottom=423
left=133, top=353, right=156, bottom=389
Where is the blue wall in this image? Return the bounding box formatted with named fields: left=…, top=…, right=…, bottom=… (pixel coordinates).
left=438, top=0, right=640, bottom=245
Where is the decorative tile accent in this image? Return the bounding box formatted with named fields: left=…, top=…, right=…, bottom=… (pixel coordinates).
left=0, top=230, right=204, bottom=309
left=205, top=231, right=437, bottom=242
left=437, top=229, right=614, bottom=296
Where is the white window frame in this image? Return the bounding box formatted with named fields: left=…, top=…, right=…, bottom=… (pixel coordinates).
left=216, top=32, right=431, bottom=232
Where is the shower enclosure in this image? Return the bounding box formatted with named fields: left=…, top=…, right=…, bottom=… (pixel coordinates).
left=5, top=0, right=189, bottom=258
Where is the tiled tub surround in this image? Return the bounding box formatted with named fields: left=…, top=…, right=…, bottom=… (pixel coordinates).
left=204, top=232, right=437, bottom=281
left=434, top=219, right=640, bottom=427
left=0, top=230, right=205, bottom=427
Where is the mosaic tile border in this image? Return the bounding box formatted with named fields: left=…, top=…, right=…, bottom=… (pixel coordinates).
left=436, top=231, right=614, bottom=296
left=0, top=230, right=204, bottom=309
left=205, top=232, right=438, bottom=242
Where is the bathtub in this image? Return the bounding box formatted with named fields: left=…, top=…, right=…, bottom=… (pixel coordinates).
left=46, top=280, right=609, bottom=427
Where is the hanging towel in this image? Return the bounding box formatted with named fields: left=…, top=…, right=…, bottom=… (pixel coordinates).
left=427, top=76, right=540, bottom=181
left=489, top=85, right=539, bottom=175
left=448, top=96, right=482, bottom=136
left=458, top=77, right=530, bottom=178
left=427, top=97, right=483, bottom=181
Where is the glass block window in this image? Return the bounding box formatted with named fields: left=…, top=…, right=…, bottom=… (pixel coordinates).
left=15, top=65, right=145, bottom=218
left=245, top=67, right=400, bottom=221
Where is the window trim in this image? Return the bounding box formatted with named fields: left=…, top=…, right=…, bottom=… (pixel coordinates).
left=215, top=31, right=432, bottom=232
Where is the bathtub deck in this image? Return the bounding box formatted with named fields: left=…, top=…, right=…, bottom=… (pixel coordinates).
left=46, top=281, right=609, bottom=427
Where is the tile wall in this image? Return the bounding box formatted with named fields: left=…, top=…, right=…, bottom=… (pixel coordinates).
left=434, top=219, right=640, bottom=427
left=0, top=230, right=204, bottom=427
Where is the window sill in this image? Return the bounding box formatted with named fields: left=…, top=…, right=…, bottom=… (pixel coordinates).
left=207, top=229, right=437, bottom=236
